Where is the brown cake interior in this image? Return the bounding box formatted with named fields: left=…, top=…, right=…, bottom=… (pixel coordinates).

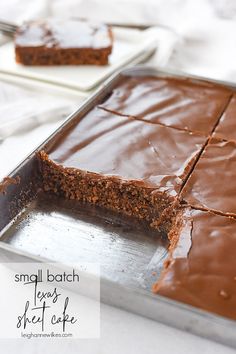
left=39, top=151, right=177, bottom=231
left=15, top=47, right=113, bottom=66
left=38, top=106, right=207, bottom=234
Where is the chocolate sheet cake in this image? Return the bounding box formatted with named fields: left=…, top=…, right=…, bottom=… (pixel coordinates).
left=15, top=19, right=113, bottom=66
left=213, top=94, right=236, bottom=142
left=99, top=76, right=231, bottom=134
left=181, top=137, right=236, bottom=217
left=39, top=108, right=206, bottom=231
left=37, top=74, right=236, bottom=320
left=154, top=209, right=236, bottom=320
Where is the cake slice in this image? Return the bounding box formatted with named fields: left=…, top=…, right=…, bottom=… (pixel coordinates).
left=15, top=19, right=113, bottom=66
left=213, top=94, right=236, bottom=142
left=154, top=208, right=236, bottom=320
left=99, top=75, right=232, bottom=134
left=181, top=137, right=236, bottom=217
left=38, top=108, right=207, bottom=231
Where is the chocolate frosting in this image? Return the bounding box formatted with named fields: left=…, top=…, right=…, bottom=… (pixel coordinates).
left=214, top=94, right=236, bottom=142
left=47, top=108, right=206, bottom=194
left=182, top=138, right=236, bottom=216
left=99, top=76, right=231, bottom=134
left=15, top=19, right=112, bottom=49
left=157, top=209, right=236, bottom=320
left=38, top=73, right=236, bottom=321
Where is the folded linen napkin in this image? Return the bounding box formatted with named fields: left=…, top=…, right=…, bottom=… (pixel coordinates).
left=0, top=81, right=77, bottom=141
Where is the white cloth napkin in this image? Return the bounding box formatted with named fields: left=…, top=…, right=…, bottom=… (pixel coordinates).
left=0, top=81, right=77, bottom=141
left=0, top=80, right=79, bottom=178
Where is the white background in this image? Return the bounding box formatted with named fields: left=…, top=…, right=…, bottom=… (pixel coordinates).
left=0, top=263, right=100, bottom=339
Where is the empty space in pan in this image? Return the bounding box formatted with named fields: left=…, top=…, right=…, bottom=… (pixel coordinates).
left=0, top=193, right=169, bottom=291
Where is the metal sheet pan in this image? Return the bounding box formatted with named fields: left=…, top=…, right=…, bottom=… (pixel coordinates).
left=1, top=66, right=236, bottom=348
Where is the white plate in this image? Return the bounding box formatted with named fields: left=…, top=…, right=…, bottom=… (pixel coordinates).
left=0, top=27, right=162, bottom=92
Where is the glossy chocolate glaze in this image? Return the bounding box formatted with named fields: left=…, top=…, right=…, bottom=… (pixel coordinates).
left=214, top=94, right=236, bottom=142
left=182, top=138, right=236, bottom=216
left=38, top=73, right=236, bottom=320
left=156, top=209, right=236, bottom=320
left=99, top=76, right=231, bottom=134
left=47, top=107, right=206, bottom=194
left=15, top=19, right=112, bottom=49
